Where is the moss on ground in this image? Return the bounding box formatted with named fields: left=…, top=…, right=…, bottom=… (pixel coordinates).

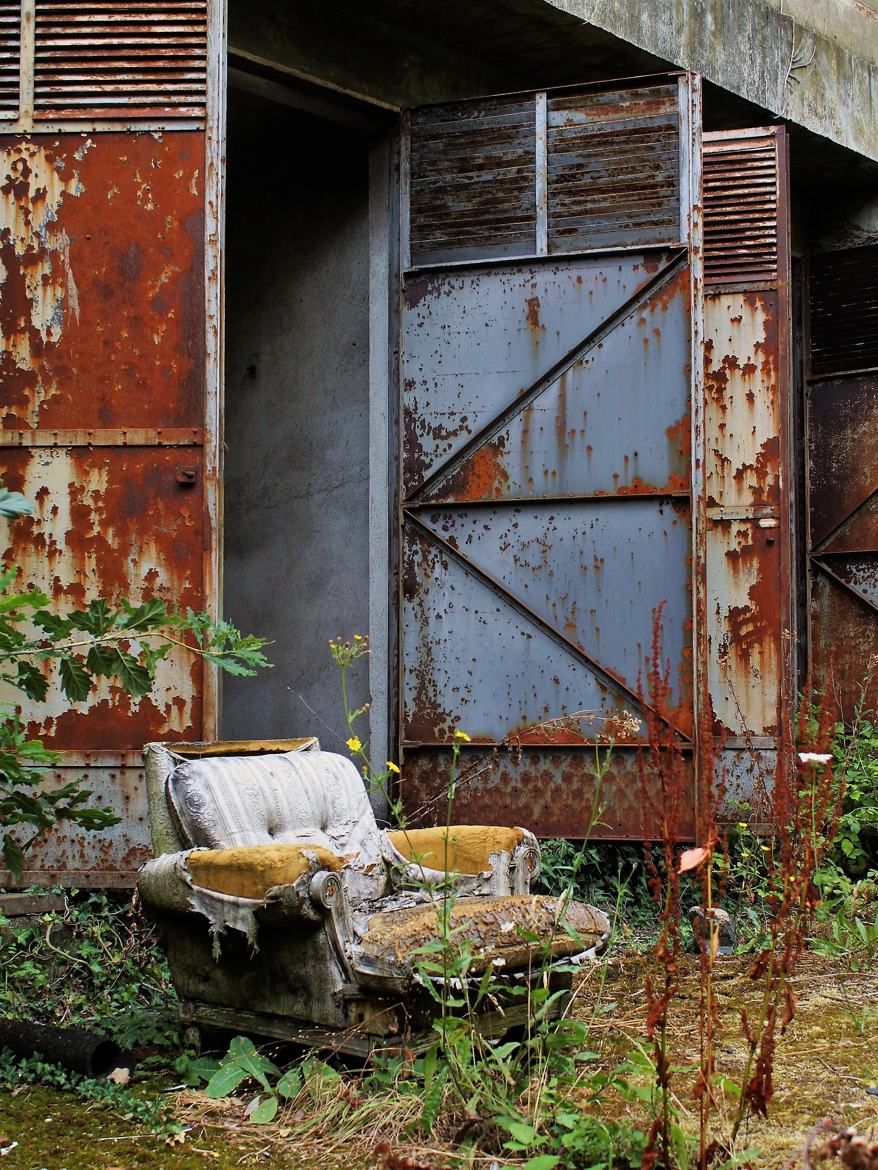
left=1, top=953, right=876, bottom=1169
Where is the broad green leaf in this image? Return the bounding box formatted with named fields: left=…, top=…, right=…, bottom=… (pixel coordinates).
left=31, top=610, right=75, bottom=638
left=227, top=1035, right=278, bottom=1090
left=58, top=656, right=92, bottom=702
left=109, top=648, right=152, bottom=698
left=15, top=661, right=48, bottom=702
left=120, top=598, right=170, bottom=631
left=0, top=589, right=50, bottom=614
left=86, top=644, right=117, bottom=678
left=523, top=1157, right=560, bottom=1170
left=205, top=1063, right=247, bottom=1099
left=275, top=1069, right=302, bottom=1100
left=503, top=1120, right=539, bottom=1145
left=250, top=1094, right=278, bottom=1124
left=1, top=833, right=25, bottom=880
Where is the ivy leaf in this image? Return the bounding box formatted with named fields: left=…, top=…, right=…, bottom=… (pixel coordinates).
left=58, top=655, right=92, bottom=702
left=16, top=661, right=48, bottom=702
left=109, top=648, right=152, bottom=698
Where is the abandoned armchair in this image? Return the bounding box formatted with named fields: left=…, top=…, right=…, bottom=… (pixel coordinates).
left=136, top=739, right=610, bottom=1054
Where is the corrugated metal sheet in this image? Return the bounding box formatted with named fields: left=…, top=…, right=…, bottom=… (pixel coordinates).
left=399, top=75, right=702, bottom=839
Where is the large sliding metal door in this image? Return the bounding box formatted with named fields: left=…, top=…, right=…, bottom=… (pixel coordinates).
left=398, top=75, right=703, bottom=837
left=0, top=1, right=223, bottom=885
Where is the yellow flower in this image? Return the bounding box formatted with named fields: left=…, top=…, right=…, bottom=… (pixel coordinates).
left=453, top=729, right=472, bottom=743
left=738, top=822, right=748, bottom=829
left=354, top=634, right=362, bottom=641
left=346, top=736, right=362, bottom=753
left=386, top=761, right=400, bottom=774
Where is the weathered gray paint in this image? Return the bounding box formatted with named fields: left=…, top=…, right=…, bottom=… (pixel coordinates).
left=222, top=101, right=371, bottom=751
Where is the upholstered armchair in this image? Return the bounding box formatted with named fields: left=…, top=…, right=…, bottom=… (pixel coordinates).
left=137, top=739, right=609, bottom=1055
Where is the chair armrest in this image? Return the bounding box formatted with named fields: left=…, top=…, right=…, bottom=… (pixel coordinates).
left=385, top=826, right=541, bottom=895
left=137, top=851, right=196, bottom=916
left=137, top=844, right=345, bottom=920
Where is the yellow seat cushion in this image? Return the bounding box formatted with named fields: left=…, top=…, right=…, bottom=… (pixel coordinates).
left=356, top=895, right=609, bottom=974
left=386, top=826, right=525, bottom=875
left=187, top=843, right=342, bottom=900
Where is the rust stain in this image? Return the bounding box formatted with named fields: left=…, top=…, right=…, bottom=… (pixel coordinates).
left=442, top=438, right=510, bottom=501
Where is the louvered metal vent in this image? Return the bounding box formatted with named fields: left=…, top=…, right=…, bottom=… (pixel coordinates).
left=408, top=95, right=537, bottom=267
left=33, top=1, right=208, bottom=121
left=703, top=131, right=781, bottom=286
left=546, top=84, right=680, bottom=253
left=809, top=245, right=878, bottom=377
left=0, top=3, right=19, bottom=117
left=405, top=78, right=688, bottom=268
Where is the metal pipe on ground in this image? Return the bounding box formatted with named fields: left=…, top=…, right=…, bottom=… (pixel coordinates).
left=0, top=1019, right=133, bottom=1078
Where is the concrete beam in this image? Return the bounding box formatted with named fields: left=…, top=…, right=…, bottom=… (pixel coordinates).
left=543, top=0, right=878, bottom=162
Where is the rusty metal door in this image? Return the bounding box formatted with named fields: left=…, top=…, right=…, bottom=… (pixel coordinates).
left=702, top=128, right=795, bottom=821
left=0, top=1, right=222, bottom=885
left=806, top=244, right=878, bottom=719
left=398, top=75, right=703, bottom=837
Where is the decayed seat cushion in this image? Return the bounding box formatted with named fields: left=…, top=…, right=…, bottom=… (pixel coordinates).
left=167, top=749, right=382, bottom=861
left=354, top=895, right=609, bottom=975
left=187, top=843, right=342, bottom=900
left=386, top=826, right=525, bottom=875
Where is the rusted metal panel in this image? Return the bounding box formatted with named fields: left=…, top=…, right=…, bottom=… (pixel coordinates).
left=0, top=132, right=205, bottom=431
left=0, top=126, right=213, bottom=885
left=33, top=1, right=208, bottom=122
left=807, top=371, right=878, bottom=719
left=702, top=129, right=794, bottom=808
left=399, top=75, right=702, bottom=839
left=808, top=246, right=878, bottom=379
left=546, top=82, right=681, bottom=253
left=402, top=746, right=696, bottom=840
left=1, top=445, right=205, bottom=747
left=6, top=758, right=152, bottom=887
left=406, top=75, right=687, bottom=270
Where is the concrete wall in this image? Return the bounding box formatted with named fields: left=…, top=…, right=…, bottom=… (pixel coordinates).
left=222, top=104, right=372, bottom=754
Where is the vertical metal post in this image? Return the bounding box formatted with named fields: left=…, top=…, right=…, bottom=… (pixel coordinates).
left=203, top=0, right=227, bottom=738
left=535, top=91, right=548, bottom=257
left=368, top=133, right=393, bottom=817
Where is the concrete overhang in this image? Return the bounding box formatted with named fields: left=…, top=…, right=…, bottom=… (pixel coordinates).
left=547, top=0, right=878, bottom=164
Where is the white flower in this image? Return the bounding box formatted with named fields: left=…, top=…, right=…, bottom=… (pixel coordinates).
left=798, top=752, right=832, bottom=765
left=500, top=920, right=515, bottom=933
left=492, top=957, right=506, bottom=967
